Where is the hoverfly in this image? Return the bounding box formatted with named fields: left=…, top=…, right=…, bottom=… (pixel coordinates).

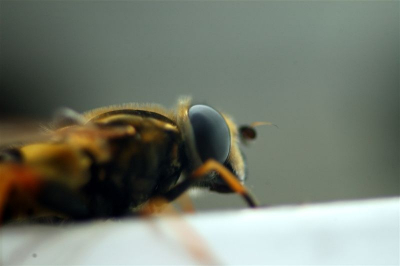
left=0, top=97, right=264, bottom=223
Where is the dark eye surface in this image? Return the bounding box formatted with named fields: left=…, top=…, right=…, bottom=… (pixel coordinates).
left=188, top=104, right=231, bottom=163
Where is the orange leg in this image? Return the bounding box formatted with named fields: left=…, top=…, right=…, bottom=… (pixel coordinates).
left=162, top=159, right=259, bottom=208
left=174, top=192, right=195, bottom=213
left=141, top=192, right=195, bottom=214
left=139, top=159, right=260, bottom=264
left=192, top=159, right=259, bottom=207
left=0, top=164, right=42, bottom=224
left=140, top=197, right=221, bottom=265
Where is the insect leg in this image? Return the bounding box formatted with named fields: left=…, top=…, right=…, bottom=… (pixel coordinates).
left=162, top=178, right=192, bottom=203
left=174, top=192, right=195, bottom=213
left=140, top=197, right=222, bottom=265
left=193, top=159, right=259, bottom=207
left=164, top=159, right=259, bottom=207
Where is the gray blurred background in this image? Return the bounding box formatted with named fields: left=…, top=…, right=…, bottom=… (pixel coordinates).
left=0, top=1, right=399, bottom=210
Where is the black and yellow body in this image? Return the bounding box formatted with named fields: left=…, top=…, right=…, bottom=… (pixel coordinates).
left=0, top=98, right=260, bottom=223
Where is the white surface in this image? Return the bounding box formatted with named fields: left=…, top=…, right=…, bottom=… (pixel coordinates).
left=1, top=197, right=399, bottom=265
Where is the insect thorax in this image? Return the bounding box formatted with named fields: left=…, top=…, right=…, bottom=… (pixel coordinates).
left=84, top=111, right=184, bottom=216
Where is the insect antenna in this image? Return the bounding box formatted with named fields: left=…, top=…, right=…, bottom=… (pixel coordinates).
left=239, top=121, right=278, bottom=143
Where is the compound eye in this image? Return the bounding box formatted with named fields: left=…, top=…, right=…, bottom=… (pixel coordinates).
left=188, top=105, right=231, bottom=163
